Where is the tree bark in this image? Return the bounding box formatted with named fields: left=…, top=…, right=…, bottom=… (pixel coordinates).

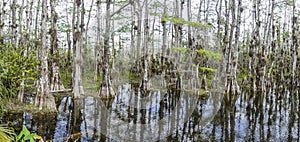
left=142, top=0, right=149, bottom=91
left=95, top=0, right=102, bottom=81
left=0, top=1, right=4, bottom=45
left=73, top=0, right=84, bottom=98
left=136, top=1, right=142, bottom=71
left=37, top=0, right=56, bottom=112
left=50, top=0, right=65, bottom=91
left=11, top=0, right=17, bottom=46
left=230, top=0, right=241, bottom=94
left=65, top=1, right=72, bottom=87
left=291, top=0, right=298, bottom=84
left=17, top=0, right=25, bottom=103
left=99, top=0, right=115, bottom=98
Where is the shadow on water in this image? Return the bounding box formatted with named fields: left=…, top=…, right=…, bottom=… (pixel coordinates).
left=1, top=85, right=299, bottom=141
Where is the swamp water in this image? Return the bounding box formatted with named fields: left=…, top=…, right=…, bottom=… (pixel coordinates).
left=1, top=84, right=299, bottom=142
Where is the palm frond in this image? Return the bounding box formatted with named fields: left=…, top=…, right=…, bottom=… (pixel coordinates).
left=0, top=124, right=15, bottom=142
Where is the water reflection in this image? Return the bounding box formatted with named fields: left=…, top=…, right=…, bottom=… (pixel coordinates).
left=80, top=84, right=202, bottom=141
left=54, top=96, right=73, bottom=142
left=1, top=86, right=299, bottom=141
left=198, top=88, right=300, bottom=141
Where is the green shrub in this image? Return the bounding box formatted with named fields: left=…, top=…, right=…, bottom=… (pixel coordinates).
left=0, top=43, right=39, bottom=98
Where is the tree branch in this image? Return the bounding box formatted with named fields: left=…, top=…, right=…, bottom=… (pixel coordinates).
left=110, top=0, right=133, bottom=18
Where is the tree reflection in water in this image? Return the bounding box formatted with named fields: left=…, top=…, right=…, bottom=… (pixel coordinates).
left=1, top=85, right=299, bottom=141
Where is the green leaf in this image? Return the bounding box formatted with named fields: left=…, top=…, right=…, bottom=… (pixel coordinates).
left=0, top=124, right=15, bottom=141
left=170, top=46, right=190, bottom=51
left=196, top=49, right=223, bottom=59
left=162, top=16, right=212, bottom=28
left=199, top=67, right=217, bottom=72
left=17, top=125, right=30, bottom=140
left=23, top=133, right=37, bottom=142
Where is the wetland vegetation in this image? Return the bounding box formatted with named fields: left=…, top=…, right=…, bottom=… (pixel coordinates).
left=0, top=0, right=299, bottom=141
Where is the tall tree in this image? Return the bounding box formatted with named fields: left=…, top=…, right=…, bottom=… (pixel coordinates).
left=230, top=0, right=242, bottom=94
left=73, top=0, right=84, bottom=98
left=142, top=0, right=149, bottom=91
left=65, top=0, right=72, bottom=85
left=37, top=0, right=56, bottom=111
left=94, top=0, right=102, bottom=81
left=291, top=0, right=298, bottom=84
left=99, top=0, right=115, bottom=98
left=10, top=0, right=17, bottom=46
left=50, top=0, right=65, bottom=91
left=0, top=0, right=4, bottom=45
left=161, top=0, right=167, bottom=58
left=136, top=1, right=142, bottom=70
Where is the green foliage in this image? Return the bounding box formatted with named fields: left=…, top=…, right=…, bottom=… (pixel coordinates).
left=60, top=70, right=72, bottom=89
left=170, top=46, right=190, bottom=51
left=238, top=73, right=248, bottom=80
left=285, top=0, right=293, bottom=6
left=116, top=23, right=131, bottom=33
left=162, top=15, right=212, bottom=28
left=150, top=12, right=159, bottom=16
left=0, top=124, right=15, bottom=141
left=150, top=1, right=161, bottom=7
left=199, top=67, right=217, bottom=72
left=0, top=43, right=40, bottom=98
left=17, top=125, right=42, bottom=142
left=195, top=49, right=223, bottom=60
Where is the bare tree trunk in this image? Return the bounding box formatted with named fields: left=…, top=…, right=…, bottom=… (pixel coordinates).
left=99, top=0, right=115, bottom=98
left=130, top=1, right=135, bottom=59
left=230, top=0, right=241, bottom=94
left=17, top=0, right=25, bottom=103
left=34, top=0, right=41, bottom=106
left=136, top=1, right=142, bottom=71
left=150, top=5, right=157, bottom=55
left=0, top=1, right=4, bottom=45
left=38, top=0, right=56, bottom=112
left=223, top=0, right=230, bottom=92
left=291, top=0, right=298, bottom=85
left=142, top=0, right=149, bottom=91
left=70, top=0, right=76, bottom=88
left=18, top=0, right=24, bottom=47
left=65, top=2, right=72, bottom=86
left=187, top=0, right=192, bottom=48
left=161, top=0, right=167, bottom=58
left=11, top=0, right=17, bottom=46
left=111, top=2, right=115, bottom=70
left=0, top=2, right=5, bottom=45
left=94, top=0, right=101, bottom=81
left=50, top=0, right=65, bottom=91
left=85, top=0, right=94, bottom=45
left=265, top=0, right=275, bottom=87
left=73, top=0, right=84, bottom=98
left=80, top=0, right=86, bottom=75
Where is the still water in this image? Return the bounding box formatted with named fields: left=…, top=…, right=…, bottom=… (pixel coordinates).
left=1, top=84, right=299, bottom=142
